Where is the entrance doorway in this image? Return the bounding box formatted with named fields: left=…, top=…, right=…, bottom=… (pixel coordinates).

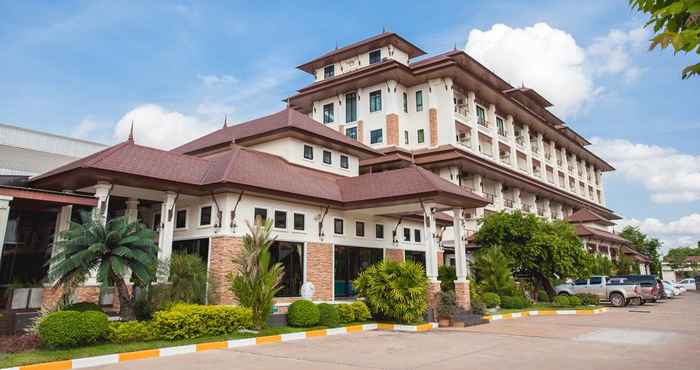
left=334, top=245, right=382, bottom=298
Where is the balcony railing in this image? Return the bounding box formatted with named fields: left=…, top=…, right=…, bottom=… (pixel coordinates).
left=515, top=136, right=525, bottom=147
left=498, top=128, right=508, bottom=137
left=557, top=159, right=563, bottom=167
left=457, top=134, right=472, bottom=147
left=533, top=168, right=542, bottom=177
left=544, top=152, right=552, bottom=161
left=504, top=198, right=514, bottom=208
left=478, top=118, right=489, bottom=128
left=483, top=192, right=496, bottom=203
left=531, top=144, right=539, bottom=153
left=455, top=104, right=469, bottom=118
left=522, top=204, right=532, bottom=212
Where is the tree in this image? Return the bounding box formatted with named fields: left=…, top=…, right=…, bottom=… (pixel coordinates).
left=619, top=226, right=662, bottom=274
left=474, top=211, right=593, bottom=297
left=629, top=0, right=700, bottom=79
left=50, top=216, right=158, bottom=320
left=228, top=220, right=284, bottom=329
left=666, top=243, right=700, bottom=270
left=164, top=253, right=210, bottom=304
left=615, top=255, right=640, bottom=275
left=590, top=254, right=615, bottom=276
left=472, top=246, right=517, bottom=297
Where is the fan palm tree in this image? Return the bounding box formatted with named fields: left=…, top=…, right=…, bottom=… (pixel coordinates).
left=49, top=216, right=158, bottom=320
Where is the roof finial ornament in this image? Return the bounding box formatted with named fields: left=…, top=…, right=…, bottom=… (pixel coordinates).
left=335, top=40, right=338, bottom=50
left=382, top=26, right=386, bottom=33
left=223, top=114, right=228, bottom=128
left=454, top=42, right=457, bottom=50
left=128, top=121, right=134, bottom=143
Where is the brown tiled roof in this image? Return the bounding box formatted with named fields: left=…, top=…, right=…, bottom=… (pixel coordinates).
left=171, top=108, right=380, bottom=158
left=566, top=208, right=615, bottom=226
left=622, top=245, right=651, bottom=263
left=575, top=224, right=631, bottom=245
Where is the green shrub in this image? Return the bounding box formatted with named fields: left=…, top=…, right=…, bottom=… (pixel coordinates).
left=471, top=298, right=486, bottom=315
left=287, top=300, right=320, bottom=327
left=437, top=290, right=457, bottom=318
left=317, top=303, right=339, bottom=327
left=473, top=246, right=517, bottom=297
left=38, top=310, right=108, bottom=348
left=353, top=261, right=428, bottom=324
left=62, top=301, right=102, bottom=312
left=438, top=265, right=456, bottom=292
left=537, top=290, right=550, bottom=303
left=337, top=304, right=355, bottom=323
left=482, top=293, right=501, bottom=308
left=567, top=296, right=582, bottom=307
left=166, top=253, right=210, bottom=304
left=553, top=295, right=570, bottom=307
left=107, top=321, right=156, bottom=343
left=350, top=301, right=372, bottom=321
left=575, top=293, right=599, bottom=306
left=500, top=296, right=529, bottom=309
left=152, top=304, right=254, bottom=340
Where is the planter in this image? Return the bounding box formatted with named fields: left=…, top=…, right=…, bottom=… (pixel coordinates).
left=451, top=320, right=465, bottom=328
left=438, top=317, right=451, bottom=328
left=486, top=307, right=499, bottom=314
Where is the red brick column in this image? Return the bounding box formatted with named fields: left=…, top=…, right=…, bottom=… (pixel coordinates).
left=437, top=250, right=444, bottom=267
left=385, top=248, right=404, bottom=263
left=357, top=120, right=364, bottom=143
left=427, top=281, right=441, bottom=321
left=454, top=280, right=471, bottom=310
left=429, top=108, right=438, bottom=146
left=209, top=236, right=244, bottom=304
left=306, top=243, right=333, bottom=301
left=386, top=114, right=399, bottom=145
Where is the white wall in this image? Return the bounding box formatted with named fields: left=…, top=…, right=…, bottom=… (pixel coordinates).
left=313, top=45, right=410, bottom=82
left=249, top=137, right=358, bottom=177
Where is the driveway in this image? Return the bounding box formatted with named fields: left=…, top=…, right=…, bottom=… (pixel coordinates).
left=89, top=293, right=700, bottom=370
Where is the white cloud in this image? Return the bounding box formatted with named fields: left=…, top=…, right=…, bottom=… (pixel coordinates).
left=197, top=74, right=238, bottom=87
left=72, top=118, right=99, bottom=138
left=587, top=27, right=649, bottom=82
left=590, top=138, right=700, bottom=204
left=618, top=214, right=700, bottom=254
left=112, top=104, right=217, bottom=150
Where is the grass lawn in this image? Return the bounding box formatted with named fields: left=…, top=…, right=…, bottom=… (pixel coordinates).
left=491, top=303, right=602, bottom=315
left=0, top=324, right=366, bottom=368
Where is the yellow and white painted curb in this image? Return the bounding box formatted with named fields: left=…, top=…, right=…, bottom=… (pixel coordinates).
left=483, top=307, right=609, bottom=322
left=2, top=323, right=437, bottom=370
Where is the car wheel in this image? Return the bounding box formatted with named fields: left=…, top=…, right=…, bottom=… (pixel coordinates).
left=558, top=292, right=570, bottom=296
left=610, top=292, right=625, bottom=307
left=639, top=299, right=646, bottom=305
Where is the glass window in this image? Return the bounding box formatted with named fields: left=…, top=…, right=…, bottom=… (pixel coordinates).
left=589, top=276, right=603, bottom=285
left=370, top=129, right=383, bottom=144
left=417, top=129, right=425, bottom=144
left=152, top=212, right=161, bottom=231
left=355, top=221, right=365, bottom=237
left=496, top=117, right=505, bottom=135
left=303, top=145, right=313, bottom=160
left=323, top=65, right=335, bottom=78
left=293, top=213, right=305, bottom=231
left=415, top=90, right=423, bottom=112
left=405, top=250, right=425, bottom=268
left=334, top=245, right=383, bottom=297
left=345, top=126, right=357, bottom=140
left=270, top=241, right=304, bottom=297
left=402, top=92, right=408, bottom=113
left=476, top=106, right=486, bottom=125
left=375, top=224, right=384, bottom=239
left=274, top=210, right=287, bottom=229
left=369, top=90, right=382, bottom=112
left=199, top=206, right=212, bottom=226
left=403, top=228, right=411, bottom=242
left=414, top=229, right=421, bottom=243
left=369, top=49, right=381, bottom=64
left=323, top=103, right=334, bottom=124
left=345, top=92, right=357, bottom=122
left=404, top=130, right=409, bottom=145
left=176, top=209, right=187, bottom=229
left=340, top=155, right=349, bottom=169
left=323, top=150, right=332, bottom=164
left=254, top=208, right=267, bottom=224
left=334, top=218, right=344, bottom=235
left=172, top=238, right=210, bottom=265
left=574, top=279, right=588, bottom=286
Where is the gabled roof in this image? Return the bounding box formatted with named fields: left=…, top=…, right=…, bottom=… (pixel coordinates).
left=171, top=108, right=381, bottom=159
left=574, top=224, right=631, bottom=245
left=622, top=245, right=651, bottom=263
left=566, top=208, right=615, bottom=226
left=297, top=32, right=426, bottom=74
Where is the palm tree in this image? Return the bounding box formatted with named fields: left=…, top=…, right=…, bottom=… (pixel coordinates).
left=49, top=216, right=158, bottom=320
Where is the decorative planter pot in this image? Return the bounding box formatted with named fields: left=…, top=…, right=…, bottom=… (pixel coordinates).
left=451, top=320, right=465, bottom=328
left=438, top=317, right=451, bottom=327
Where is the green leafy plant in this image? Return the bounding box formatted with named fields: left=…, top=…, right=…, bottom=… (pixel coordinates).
left=473, top=246, right=517, bottom=297
left=438, top=265, right=456, bottom=292
left=38, top=310, right=109, bottom=348
left=537, top=290, right=550, bottom=303
left=482, top=292, right=501, bottom=308
left=500, top=296, right=529, bottom=309
left=62, top=302, right=102, bottom=312
left=553, top=295, right=570, bottom=308
left=49, top=216, right=158, bottom=320
left=590, top=254, right=615, bottom=276
left=228, top=220, right=284, bottom=329
left=337, top=304, right=355, bottom=323
left=350, top=301, right=372, bottom=321
left=106, top=321, right=156, bottom=343
left=317, top=303, right=339, bottom=327
left=567, top=296, right=582, bottom=307
left=152, top=303, right=253, bottom=340
left=575, top=293, right=599, bottom=306
left=470, top=299, right=486, bottom=315
left=353, top=260, right=428, bottom=324
left=287, top=300, right=320, bottom=327
left=166, top=253, right=209, bottom=304
left=436, top=290, right=457, bottom=318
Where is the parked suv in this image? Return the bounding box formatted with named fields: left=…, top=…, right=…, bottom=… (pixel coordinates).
left=616, top=275, right=658, bottom=304
left=555, top=276, right=642, bottom=307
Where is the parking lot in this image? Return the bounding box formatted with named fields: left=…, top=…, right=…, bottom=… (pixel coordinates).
left=92, top=293, right=700, bottom=370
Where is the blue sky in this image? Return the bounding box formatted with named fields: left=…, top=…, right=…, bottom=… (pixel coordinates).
left=1, top=1, right=698, bottom=252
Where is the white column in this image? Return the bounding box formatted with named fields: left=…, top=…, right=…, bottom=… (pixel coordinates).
left=0, top=196, right=13, bottom=270
left=423, top=206, right=439, bottom=282
left=472, top=174, right=485, bottom=218
left=93, top=182, right=112, bottom=224
left=523, top=125, right=533, bottom=175
left=125, top=198, right=139, bottom=223
left=47, top=205, right=73, bottom=285
left=512, top=188, right=522, bottom=210
left=542, top=199, right=551, bottom=219
left=452, top=209, right=467, bottom=282
left=487, top=104, right=496, bottom=130
left=494, top=182, right=504, bottom=210
left=157, top=191, right=178, bottom=281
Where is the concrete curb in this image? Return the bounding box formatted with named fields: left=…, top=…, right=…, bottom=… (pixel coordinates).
left=2, top=322, right=438, bottom=370
left=483, top=307, right=609, bottom=322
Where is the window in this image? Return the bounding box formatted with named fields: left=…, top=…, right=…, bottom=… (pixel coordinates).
left=476, top=106, right=486, bottom=125
left=355, top=221, right=365, bottom=237
left=574, top=279, right=588, bottom=286
left=334, top=245, right=383, bottom=297
left=152, top=212, right=161, bottom=231
left=175, top=209, right=187, bottom=229
left=199, top=206, right=212, bottom=226
left=254, top=208, right=267, bottom=224
left=405, top=250, right=425, bottom=268
left=323, top=150, right=332, bottom=165
left=402, top=92, right=408, bottom=113
left=417, top=129, right=425, bottom=144
left=303, top=145, right=313, bottom=160
left=323, top=103, right=334, bottom=124
left=369, top=90, right=382, bottom=112
left=323, top=65, right=335, bottom=78
left=403, top=228, right=411, bottom=242
left=496, top=117, right=505, bottom=136
left=414, top=229, right=421, bottom=243
left=345, top=92, right=357, bottom=122
left=340, top=155, right=349, bottom=169
left=375, top=224, right=384, bottom=239
left=415, top=90, right=423, bottom=112
left=334, top=218, right=344, bottom=235
left=369, top=49, right=381, bottom=64
left=172, top=238, right=209, bottom=263
left=274, top=210, right=287, bottom=229
left=404, top=130, right=409, bottom=145
left=589, top=276, right=603, bottom=285
left=345, top=126, right=357, bottom=140
left=370, top=129, right=383, bottom=144
left=270, top=241, right=304, bottom=297
left=293, top=213, right=305, bottom=231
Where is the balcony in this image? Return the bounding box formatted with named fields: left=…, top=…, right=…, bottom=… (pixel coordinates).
left=522, top=204, right=532, bottom=212
left=504, top=198, right=514, bottom=208
left=457, top=134, right=472, bottom=148
left=532, top=168, right=542, bottom=178
left=498, top=128, right=508, bottom=138
left=557, top=159, right=563, bottom=167
left=515, top=136, right=525, bottom=148
left=531, top=145, right=539, bottom=155
left=544, top=152, right=552, bottom=162
left=454, top=104, right=469, bottom=123
left=483, top=192, right=496, bottom=203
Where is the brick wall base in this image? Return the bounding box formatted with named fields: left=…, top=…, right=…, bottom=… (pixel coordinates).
left=437, top=250, right=444, bottom=267
left=209, top=236, right=244, bottom=305
left=429, top=108, right=438, bottom=146
left=386, top=114, right=399, bottom=145
left=385, top=248, right=405, bottom=263
left=41, top=286, right=103, bottom=310
left=306, top=243, right=333, bottom=301
left=427, top=281, right=441, bottom=320
left=454, top=280, right=471, bottom=311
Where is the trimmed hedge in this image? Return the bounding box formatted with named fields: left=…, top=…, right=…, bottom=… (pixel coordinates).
left=567, top=296, right=582, bottom=307
left=337, top=304, right=355, bottom=323
left=317, top=303, right=339, bottom=327
left=350, top=301, right=372, bottom=321
left=107, top=321, right=156, bottom=344
left=62, top=302, right=103, bottom=312
left=500, top=296, right=529, bottom=309
left=553, top=295, right=570, bottom=307
left=287, top=300, right=320, bottom=327
left=483, top=293, right=501, bottom=308
left=38, top=310, right=109, bottom=348
left=537, top=290, right=550, bottom=303
left=152, top=304, right=254, bottom=340
left=575, top=293, right=599, bottom=306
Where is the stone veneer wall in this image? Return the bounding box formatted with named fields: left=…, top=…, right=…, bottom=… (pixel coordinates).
left=42, top=286, right=103, bottom=310
left=429, top=108, right=438, bottom=146
left=385, top=248, right=405, bottom=263
left=386, top=114, right=399, bottom=145
left=306, top=243, right=333, bottom=301
left=209, top=236, right=243, bottom=304
left=454, top=280, right=471, bottom=310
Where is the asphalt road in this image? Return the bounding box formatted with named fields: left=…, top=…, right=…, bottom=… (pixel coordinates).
left=90, top=292, right=700, bottom=370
